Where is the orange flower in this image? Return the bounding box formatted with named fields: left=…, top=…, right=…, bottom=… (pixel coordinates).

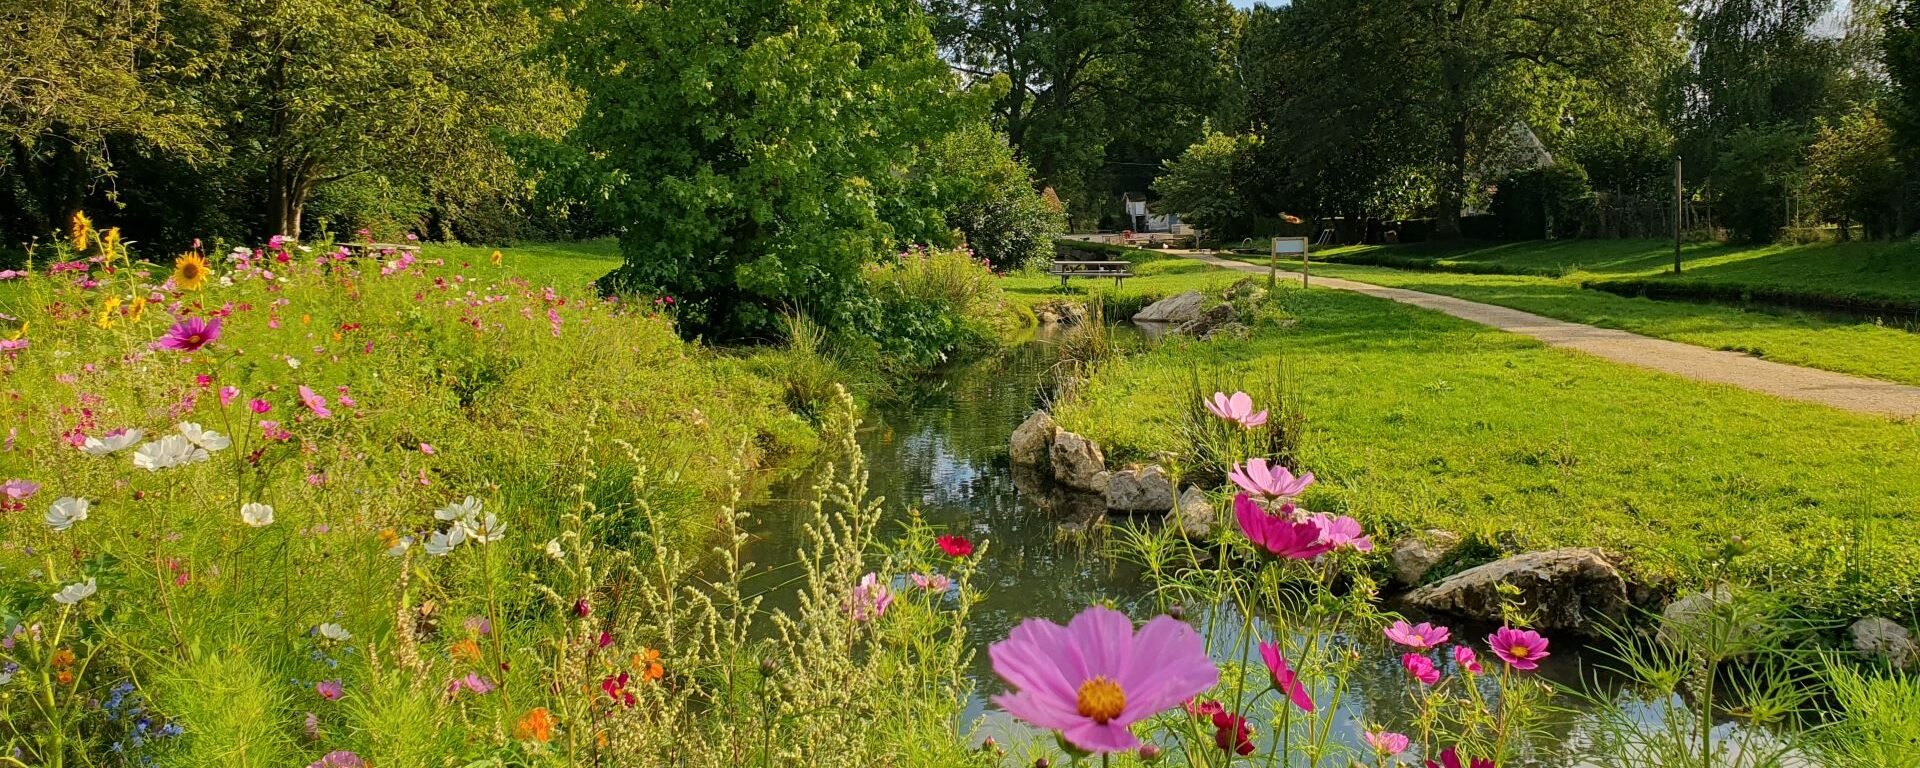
left=515, top=707, right=555, bottom=743
left=51, top=648, right=75, bottom=669
left=450, top=638, right=481, bottom=663
left=633, top=647, right=663, bottom=682
left=56, top=670, right=74, bottom=685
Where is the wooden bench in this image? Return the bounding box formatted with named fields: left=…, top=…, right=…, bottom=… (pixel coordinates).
left=1048, top=260, right=1133, bottom=290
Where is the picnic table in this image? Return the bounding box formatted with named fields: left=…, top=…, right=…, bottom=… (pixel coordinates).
left=337, top=241, right=423, bottom=258
left=1048, top=260, right=1132, bottom=290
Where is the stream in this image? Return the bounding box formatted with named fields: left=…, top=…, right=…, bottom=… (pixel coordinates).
left=737, top=325, right=1778, bottom=765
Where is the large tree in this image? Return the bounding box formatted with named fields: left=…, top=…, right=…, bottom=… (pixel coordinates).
left=926, top=0, right=1239, bottom=224
left=548, top=0, right=971, bottom=339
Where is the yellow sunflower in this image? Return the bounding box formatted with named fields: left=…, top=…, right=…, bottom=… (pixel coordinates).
left=98, top=297, right=123, bottom=329
left=128, top=297, right=147, bottom=321
left=102, top=227, right=121, bottom=262
left=172, top=253, right=210, bottom=290
left=70, top=211, right=92, bottom=251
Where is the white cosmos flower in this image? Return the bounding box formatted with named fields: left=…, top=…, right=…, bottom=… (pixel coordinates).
left=133, top=435, right=208, bottom=471
left=45, top=497, right=90, bottom=532
left=423, top=525, right=466, bottom=556
left=240, top=502, right=275, bottom=527
left=80, top=429, right=143, bottom=456
left=462, top=513, right=506, bottom=544
left=53, top=578, right=97, bottom=605
left=434, top=496, right=483, bottom=524
left=386, top=535, right=413, bottom=557
left=286, top=357, right=301, bottom=369
left=177, top=422, right=232, bottom=452
left=317, top=623, right=351, bottom=641
left=545, top=538, right=564, bottom=561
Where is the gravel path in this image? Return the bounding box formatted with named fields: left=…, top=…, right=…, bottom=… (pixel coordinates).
left=1175, top=250, right=1920, bottom=419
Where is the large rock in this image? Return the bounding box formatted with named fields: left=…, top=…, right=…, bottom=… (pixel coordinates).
left=1851, top=617, right=1918, bottom=670
left=1402, top=548, right=1629, bottom=634
left=1656, top=586, right=1754, bottom=651
left=1032, top=300, right=1087, bottom=326
left=1221, top=277, right=1267, bottom=303
left=1167, top=486, right=1215, bottom=538
left=1010, top=411, right=1056, bottom=467
left=1049, top=429, right=1107, bottom=492
left=1174, top=304, right=1238, bottom=339
left=1132, top=291, right=1206, bottom=323
left=1105, top=465, right=1173, bottom=512
left=1386, top=530, right=1463, bottom=587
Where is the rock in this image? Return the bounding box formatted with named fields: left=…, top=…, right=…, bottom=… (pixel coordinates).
left=1656, top=586, right=1750, bottom=650
left=1402, top=548, right=1629, bottom=634
left=1105, top=465, right=1173, bottom=512
left=1132, top=291, right=1206, bottom=323
left=1850, top=617, right=1918, bottom=669
left=1049, top=429, right=1107, bottom=492
left=1174, top=304, right=1238, bottom=339
left=1032, top=300, right=1087, bottom=326
left=1009, top=411, right=1056, bottom=467
left=1167, top=486, right=1215, bottom=537
left=1386, top=530, right=1463, bottom=587
left=1221, top=277, right=1267, bottom=303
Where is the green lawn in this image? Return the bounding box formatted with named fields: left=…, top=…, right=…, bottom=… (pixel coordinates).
left=419, top=237, right=621, bottom=292
left=1040, top=260, right=1920, bottom=620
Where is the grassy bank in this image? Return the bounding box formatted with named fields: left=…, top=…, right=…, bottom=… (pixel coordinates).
left=1043, top=265, right=1920, bottom=620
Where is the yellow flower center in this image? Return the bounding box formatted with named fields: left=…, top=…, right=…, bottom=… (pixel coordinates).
left=1075, top=676, right=1126, bottom=724
left=1509, top=645, right=1530, bottom=658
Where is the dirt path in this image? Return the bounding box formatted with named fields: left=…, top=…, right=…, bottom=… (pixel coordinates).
left=1173, top=250, right=1920, bottom=420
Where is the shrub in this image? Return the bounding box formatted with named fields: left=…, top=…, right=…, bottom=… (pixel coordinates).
left=1491, top=161, right=1594, bottom=240
left=1153, top=131, right=1264, bottom=240
left=915, top=123, right=1065, bottom=272
left=850, top=246, right=1011, bottom=377
left=1806, top=108, right=1905, bottom=240
left=1715, top=126, right=1812, bottom=243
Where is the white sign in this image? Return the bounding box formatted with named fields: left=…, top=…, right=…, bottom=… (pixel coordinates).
left=1272, top=237, right=1308, bottom=255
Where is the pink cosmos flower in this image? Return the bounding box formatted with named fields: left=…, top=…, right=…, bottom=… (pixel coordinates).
left=307, top=751, right=366, bottom=768
left=1228, top=458, right=1314, bottom=499
left=1366, top=731, right=1411, bottom=756
left=315, top=679, right=344, bottom=701
left=1425, top=746, right=1495, bottom=768
left=157, top=317, right=221, bottom=352
left=1204, top=391, right=1268, bottom=428
left=298, top=386, right=332, bottom=419
left=1257, top=641, right=1314, bottom=713
left=219, top=386, right=239, bottom=407
left=1384, top=621, right=1452, bottom=651
left=2, top=479, right=38, bottom=500
left=1402, top=653, right=1441, bottom=686
left=0, top=339, right=25, bottom=354
left=419, top=442, right=435, bottom=454
left=1315, top=513, right=1373, bottom=552
left=0, top=270, right=24, bottom=280
left=848, top=572, right=892, bottom=622
left=446, top=673, right=494, bottom=696
left=1488, top=627, right=1550, bottom=671
left=249, top=398, right=271, bottom=414
left=910, top=572, right=952, bottom=591
left=990, top=605, right=1219, bottom=754
left=1234, top=494, right=1334, bottom=560
left=1453, top=644, right=1484, bottom=674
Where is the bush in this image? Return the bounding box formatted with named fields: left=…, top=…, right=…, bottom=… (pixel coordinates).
left=1806, top=108, right=1904, bottom=240
left=1715, top=126, right=1812, bottom=244
left=1491, top=161, right=1594, bottom=240
left=849, top=246, right=1011, bottom=377
left=1153, top=131, right=1263, bottom=239
left=915, top=124, right=1065, bottom=272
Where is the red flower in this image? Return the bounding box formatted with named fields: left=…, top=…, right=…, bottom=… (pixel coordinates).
left=936, top=535, right=974, bottom=558
left=600, top=672, right=635, bottom=707
left=1211, top=711, right=1254, bottom=756
left=1425, top=747, right=1495, bottom=768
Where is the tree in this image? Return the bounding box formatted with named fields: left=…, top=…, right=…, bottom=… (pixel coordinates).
left=914, top=123, right=1066, bottom=271
left=549, top=0, right=969, bottom=340
left=1889, top=1, right=1920, bottom=223
left=1152, top=131, right=1260, bottom=238
left=1677, top=0, right=1841, bottom=176
left=926, top=0, right=1239, bottom=223
left=1714, top=125, right=1810, bottom=243
left=1805, top=108, right=1903, bottom=239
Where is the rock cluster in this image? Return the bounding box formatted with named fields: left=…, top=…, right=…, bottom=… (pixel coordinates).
left=1402, top=548, right=1630, bottom=634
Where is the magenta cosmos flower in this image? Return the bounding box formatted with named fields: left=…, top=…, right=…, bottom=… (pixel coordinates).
left=990, top=605, right=1219, bottom=753
left=1402, top=653, right=1441, bottom=685
left=307, top=751, right=366, bottom=768
left=1204, top=391, right=1268, bottom=428
left=158, top=316, right=221, bottom=352
left=1384, top=621, right=1451, bottom=651
left=1234, top=494, right=1334, bottom=560
left=1257, top=641, right=1314, bottom=712
left=1228, top=458, right=1313, bottom=499
left=1453, top=644, right=1484, bottom=674
left=1366, top=731, right=1411, bottom=756
left=1315, top=513, right=1373, bottom=551
left=1425, top=746, right=1495, bottom=768
left=1488, top=627, right=1550, bottom=671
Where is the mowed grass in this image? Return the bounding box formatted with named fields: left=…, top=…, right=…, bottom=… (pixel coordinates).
left=1044, top=266, right=1920, bottom=619
left=419, top=237, right=621, bottom=292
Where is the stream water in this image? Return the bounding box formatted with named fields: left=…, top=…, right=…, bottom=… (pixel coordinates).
left=736, top=326, right=1772, bottom=765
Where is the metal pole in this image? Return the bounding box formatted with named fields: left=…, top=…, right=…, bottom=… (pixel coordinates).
left=1673, top=155, right=1683, bottom=275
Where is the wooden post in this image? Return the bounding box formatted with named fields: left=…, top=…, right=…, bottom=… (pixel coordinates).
left=1268, top=237, right=1278, bottom=291
left=1673, top=155, right=1683, bottom=275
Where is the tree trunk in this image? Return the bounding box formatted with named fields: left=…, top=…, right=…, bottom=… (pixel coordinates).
left=266, top=158, right=316, bottom=240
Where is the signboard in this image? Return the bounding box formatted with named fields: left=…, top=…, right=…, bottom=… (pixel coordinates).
left=1270, top=237, right=1311, bottom=288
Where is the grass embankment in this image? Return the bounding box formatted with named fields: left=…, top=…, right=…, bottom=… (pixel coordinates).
left=1225, top=240, right=1920, bottom=386
left=1033, top=256, right=1920, bottom=620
